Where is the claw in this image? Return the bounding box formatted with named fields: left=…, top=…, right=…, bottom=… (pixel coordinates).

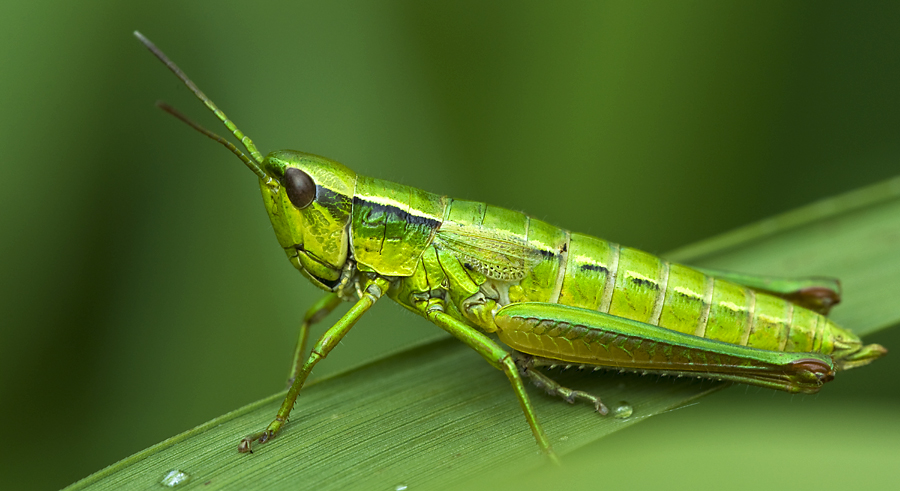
left=238, top=429, right=275, bottom=454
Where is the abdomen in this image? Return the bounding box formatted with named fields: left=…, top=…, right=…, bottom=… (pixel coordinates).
left=422, top=199, right=849, bottom=358
left=553, top=233, right=838, bottom=355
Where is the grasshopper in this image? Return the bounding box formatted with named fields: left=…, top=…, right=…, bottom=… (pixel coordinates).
left=135, top=32, right=887, bottom=462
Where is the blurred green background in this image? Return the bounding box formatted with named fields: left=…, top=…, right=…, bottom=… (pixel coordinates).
left=1, top=1, right=898, bottom=489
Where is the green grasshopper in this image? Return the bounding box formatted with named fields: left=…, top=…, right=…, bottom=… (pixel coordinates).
left=136, top=32, right=887, bottom=462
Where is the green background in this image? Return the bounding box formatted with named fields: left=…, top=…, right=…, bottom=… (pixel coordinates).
left=1, top=1, right=898, bottom=489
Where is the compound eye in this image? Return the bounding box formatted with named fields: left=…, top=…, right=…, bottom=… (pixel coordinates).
left=283, top=167, right=315, bottom=209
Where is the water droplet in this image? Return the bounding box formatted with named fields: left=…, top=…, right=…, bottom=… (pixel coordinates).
left=161, top=470, right=191, bottom=487
left=612, top=402, right=633, bottom=419
left=394, top=485, right=408, bottom=491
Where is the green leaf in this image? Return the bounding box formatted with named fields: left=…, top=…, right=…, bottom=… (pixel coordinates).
left=66, top=176, right=900, bottom=490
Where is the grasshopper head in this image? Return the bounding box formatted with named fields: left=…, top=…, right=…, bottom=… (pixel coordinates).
left=260, top=151, right=357, bottom=290
left=135, top=32, right=361, bottom=292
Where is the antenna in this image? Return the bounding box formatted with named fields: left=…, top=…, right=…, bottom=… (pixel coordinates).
left=134, top=31, right=268, bottom=180
left=155, top=101, right=262, bottom=173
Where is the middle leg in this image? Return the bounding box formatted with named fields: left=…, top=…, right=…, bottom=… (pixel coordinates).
left=425, top=306, right=560, bottom=464
left=513, top=352, right=609, bottom=415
